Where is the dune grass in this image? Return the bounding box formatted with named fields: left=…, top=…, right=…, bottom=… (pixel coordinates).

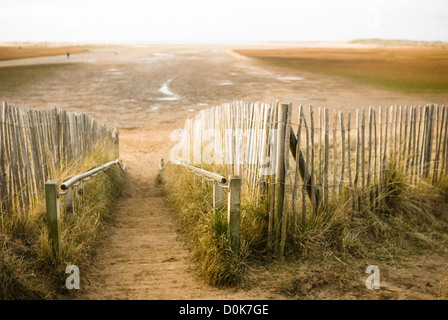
left=291, top=166, right=447, bottom=258
left=159, top=164, right=247, bottom=286
left=235, top=47, right=448, bottom=93
left=0, top=143, right=125, bottom=299
left=160, top=160, right=448, bottom=291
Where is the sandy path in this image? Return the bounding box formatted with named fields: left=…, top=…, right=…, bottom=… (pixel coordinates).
left=75, top=128, right=280, bottom=299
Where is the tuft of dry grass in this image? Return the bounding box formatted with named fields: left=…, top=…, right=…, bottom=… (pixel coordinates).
left=0, top=142, right=125, bottom=299
left=159, top=164, right=247, bottom=287
left=160, top=159, right=448, bottom=291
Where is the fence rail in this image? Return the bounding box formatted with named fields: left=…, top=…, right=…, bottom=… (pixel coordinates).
left=171, top=160, right=227, bottom=184
left=172, top=101, right=448, bottom=257
left=46, top=159, right=125, bottom=254
left=61, top=159, right=124, bottom=190
left=0, top=101, right=118, bottom=214
left=170, top=161, right=241, bottom=251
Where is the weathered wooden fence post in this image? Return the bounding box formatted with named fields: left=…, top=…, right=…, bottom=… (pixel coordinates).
left=77, top=181, right=84, bottom=205
left=64, top=187, right=74, bottom=216
left=45, top=180, right=61, bottom=255
left=274, top=104, right=288, bottom=254
left=213, top=180, right=223, bottom=208
left=0, top=102, right=8, bottom=212
left=279, top=102, right=292, bottom=259
left=228, top=176, right=241, bottom=252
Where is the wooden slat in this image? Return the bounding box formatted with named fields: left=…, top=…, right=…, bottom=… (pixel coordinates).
left=279, top=102, right=292, bottom=258
left=274, top=103, right=288, bottom=253
left=378, top=107, right=383, bottom=204
left=423, top=105, right=435, bottom=177
left=415, top=106, right=423, bottom=180
left=9, top=106, right=21, bottom=210
left=402, top=106, right=409, bottom=167
left=333, top=110, right=338, bottom=198
left=410, top=106, right=418, bottom=183
left=324, top=108, right=329, bottom=207
left=360, top=107, right=365, bottom=204
left=302, top=107, right=310, bottom=224
left=17, top=109, right=31, bottom=209
left=398, top=106, right=403, bottom=164
left=310, top=106, right=316, bottom=212
left=383, top=107, right=389, bottom=187
left=5, top=104, right=14, bottom=210
left=339, top=112, right=345, bottom=197
left=354, top=109, right=360, bottom=211
left=372, top=108, right=377, bottom=203
left=268, top=102, right=278, bottom=246
left=0, top=102, right=8, bottom=212
left=393, top=106, right=397, bottom=162
left=407, top=106, right=415, bottom=174
left=292, top=105, right=303, bottom=228
left=366, top=107, right=373, bottom=207
left=23, top=110, right=37, bottom=200
left=318, top=107, right=323, bottom=190
left=258, top=102, right=270, bottom=197
left=347, top=111, right=353, bottom=209
left=434, top=105, right=445, bottom=182
left=389, top=106, right=394, bottom=165
left=441, top=106, right=448, bottom=175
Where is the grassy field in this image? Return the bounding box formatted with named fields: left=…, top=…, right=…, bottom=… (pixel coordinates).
left=0, top=44, right=89, bottom=61
left=235, top=47, right=448, bottom=93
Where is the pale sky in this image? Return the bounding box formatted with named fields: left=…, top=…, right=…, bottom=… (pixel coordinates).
left=0, top=0, right=447, bottom=43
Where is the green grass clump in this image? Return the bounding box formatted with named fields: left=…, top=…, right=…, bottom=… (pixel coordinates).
left=286, top=164, right=448, bottom=274
left=159, top=164, right=247, bottom=286
left=161, top=159, right=448, bottom=291
left=0, top=142, right=125, bottom=299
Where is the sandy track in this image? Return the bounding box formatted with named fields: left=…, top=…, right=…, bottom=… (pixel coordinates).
left=75, top=128, right=275, bottom=300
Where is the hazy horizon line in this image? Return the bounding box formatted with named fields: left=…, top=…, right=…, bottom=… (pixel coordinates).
left=1, top=38, right=447, bottom=46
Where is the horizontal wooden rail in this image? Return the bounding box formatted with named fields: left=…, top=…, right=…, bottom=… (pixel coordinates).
left=46, top=158, right=125, bottom=254
left=171, top=160, right=227, bottom=184
left=60, top=159, right=124, bottom=190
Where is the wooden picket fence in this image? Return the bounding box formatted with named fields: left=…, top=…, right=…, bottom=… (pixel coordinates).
left=292, top=103, right=448, bottom=219
left=173, top=101, right=279, bottom=196
left=172, top=101, right=448, bottom=256
left=0, top=101, right=118, bottom=214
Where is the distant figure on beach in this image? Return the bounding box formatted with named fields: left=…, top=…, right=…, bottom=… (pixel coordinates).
left=67, top=52, right=70, bottom=59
